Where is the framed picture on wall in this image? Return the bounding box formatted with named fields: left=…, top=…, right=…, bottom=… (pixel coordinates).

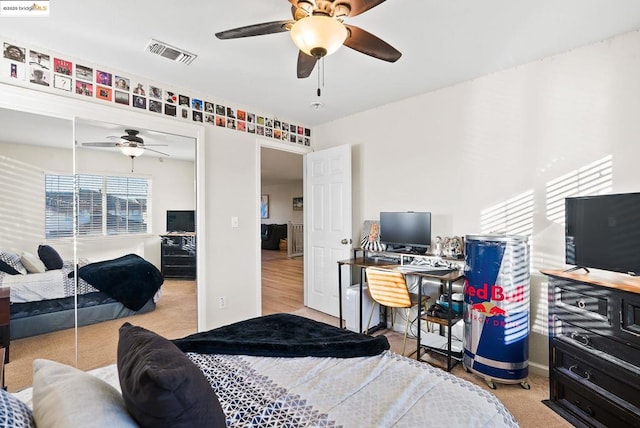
left=293, top=197, right=303, bottom=211
left=261, top=195, right=269, bottom=219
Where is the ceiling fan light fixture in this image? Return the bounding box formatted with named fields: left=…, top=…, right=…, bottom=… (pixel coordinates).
left=290, top=15, right=347, bottom=58
left=120, top=145, right=145, bottom=157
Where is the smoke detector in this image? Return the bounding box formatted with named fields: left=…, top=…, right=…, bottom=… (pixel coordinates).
left=310, top=101, right=323, bottom=111
left=145, top=39, right=197, bottom=65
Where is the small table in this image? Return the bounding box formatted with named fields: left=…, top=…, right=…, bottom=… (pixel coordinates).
left=0, top=288, right=9, bottom=364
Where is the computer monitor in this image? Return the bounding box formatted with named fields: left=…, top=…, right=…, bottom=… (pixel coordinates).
left=166, top=210, right=195, bottom=233
left=379, top=211, right=431, bottom=253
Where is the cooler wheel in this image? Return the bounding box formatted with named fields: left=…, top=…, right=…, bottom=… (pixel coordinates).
left=486, top=380, right=496, bottom=390
left=520, top=381, right=530, bottom=390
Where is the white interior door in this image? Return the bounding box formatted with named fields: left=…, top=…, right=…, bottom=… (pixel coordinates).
left=304, top=144, right=352, bottom=316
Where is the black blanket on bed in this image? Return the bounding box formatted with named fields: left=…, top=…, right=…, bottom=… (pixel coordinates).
left=172, top=313, right=390, bottom=358
left=73, top=254, right=164, bottom=311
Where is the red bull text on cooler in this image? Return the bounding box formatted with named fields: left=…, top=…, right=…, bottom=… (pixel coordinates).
left=463, top=235, right=530, bottom=384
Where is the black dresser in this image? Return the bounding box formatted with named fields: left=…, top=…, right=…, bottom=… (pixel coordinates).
left=543, top=269, right=640, bottom=427
left=160, top=233, right=196, bottom=279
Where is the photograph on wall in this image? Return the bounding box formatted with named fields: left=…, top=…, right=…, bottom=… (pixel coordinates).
left=7, top=61, right=25, bottom=80
left=149, top=99, right=162, bottom=113
left=226, top=107, right=235, bottom=118
left=265, top=118, right=273, bottom=128
left=304, top=137, right=310, bottom=146
left=215, top=116, right=226, bottom=127
left=76, top=64, right=93, bottom=81
left=133, top=95, right=146, bottom=109
left=289, top=133, right=296, bottom=143
left=179, top=94, right=190, bottom=107
left=257, top=116, right=265, bottom=125
left=192, top=110, right=203, bottom=122
left=237, top=110, right=246, bottom=121
left=247, top=122, right=256, bottom=134
left=215, top=104, right=225, bottom=115
left=204, top=101, right=214, bottom=113
left=273, top=129, right=281, bottom=139
left=281, top=123, right=289, bottom=131
left=305, top=128, right=311, bottom=137
left=164, top=103, right=176, bottom=116
left=133, top=82, right=145, bottom=96
left=297, top=125, right=304, bottom=135
left=30, top=66, right=49, bottom=86
left=282, top=130, right=288, bottom=141
left=191, top=98, right=203, bottom=111
left=181, top=108, right=188, bottom=119
left=297, top=135, right=304, bottom=144
left=273, top=119, right=281, bottom=130
left=261, top=195, right=269, bottom=219
left=149, top=86, right=162, bottom=99
left=227, top=118, right=236, bottom=129
left=247, top=112, right=255, bottom=123
left=53, top=74, right=72, bottom=91
left=3, top=43, right=25, bottom=62
left=257, top=125, right=264, bottom=136
left=115, top=90, right=130, bottom=105
left=237, top=120, right=246, bottom=132
left=53, top=58, right=72, bottom=75
left=115, top=75, right=130, bottom=91
left=28, top=49, right=49, bottom=86
left=165, top=90, right=176, bottom=103
left=96, top=85, right=112, bottom=101
left=96, top=70, right=112, bottom=86
left=293, top=197, right=303, bottom=211
left=265, top=128, right=272, bottom=138
left=75, top=80, right=92, bottom=96
left=205, top=114, right=214, bottom=125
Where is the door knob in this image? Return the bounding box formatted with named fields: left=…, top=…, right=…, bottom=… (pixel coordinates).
left=341, top=238, right=352, bottom=245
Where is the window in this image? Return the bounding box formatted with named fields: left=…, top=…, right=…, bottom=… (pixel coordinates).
left=45, top=174, right=150, bottom=238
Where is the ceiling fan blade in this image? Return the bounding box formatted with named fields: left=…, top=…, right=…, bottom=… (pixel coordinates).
left=142, top=144, right=169, bottom=147
left=215, top=20, right=294, bottom=39
left=343, top=24, right=401, bottom=62
left=297, top=51, right=318, bottom=78
left=343, top=0, right=387, bottom=17
left=145, top=147, right=170, bottom=156
left=82, top=142, right=118, bottom=147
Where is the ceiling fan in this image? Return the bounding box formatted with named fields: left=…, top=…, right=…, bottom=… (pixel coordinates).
left=81, top=129, right=169, bottom=158
left=81, top=129, right=169, bottom=172
left=215, top=0, right=402, bottom=80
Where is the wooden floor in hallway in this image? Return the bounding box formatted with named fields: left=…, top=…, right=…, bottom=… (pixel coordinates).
left=261, top=249, right=304, bottom=314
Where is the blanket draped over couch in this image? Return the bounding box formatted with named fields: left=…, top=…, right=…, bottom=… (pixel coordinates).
left=69, top=254, right=164, bottom=311
left=173, top=313, right=390, bottom=358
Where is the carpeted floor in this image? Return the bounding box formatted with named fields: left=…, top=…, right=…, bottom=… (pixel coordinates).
left=5, top=279, right=197, bottom=392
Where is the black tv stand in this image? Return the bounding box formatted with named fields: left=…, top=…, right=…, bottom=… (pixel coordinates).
left=563, top=265, right=590, bottom=274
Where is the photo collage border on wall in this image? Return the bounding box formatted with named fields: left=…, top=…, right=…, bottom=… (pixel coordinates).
left=2, top=39, right=312, bottom=146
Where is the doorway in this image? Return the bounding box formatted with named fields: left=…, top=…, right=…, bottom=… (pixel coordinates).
left=260, top=146, right=304, bottom=314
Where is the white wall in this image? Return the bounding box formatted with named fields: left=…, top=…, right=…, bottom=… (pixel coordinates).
left=0, top=140, right=195, bottom=268
left=313, top=30, right=640, bottom=372
left=261, top=180, right=303, bottom=225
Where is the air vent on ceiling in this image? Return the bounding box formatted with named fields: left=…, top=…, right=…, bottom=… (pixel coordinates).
left=145, top=39, right=197, bottom=65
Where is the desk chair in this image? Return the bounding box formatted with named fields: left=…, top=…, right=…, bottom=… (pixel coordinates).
left=364, top=267, right=429, bottom=356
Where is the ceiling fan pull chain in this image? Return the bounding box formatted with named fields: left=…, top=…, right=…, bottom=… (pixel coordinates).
left=317, top=58, right=321, bottom=97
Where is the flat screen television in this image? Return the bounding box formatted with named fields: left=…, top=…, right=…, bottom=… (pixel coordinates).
left=379, top=211, right=431, bottom=253
left=166, top=210, right=195, bottom=233
left=565, top=193, right=640, bottom=275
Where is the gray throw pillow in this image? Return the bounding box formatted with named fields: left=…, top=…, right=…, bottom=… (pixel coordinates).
left=32, top=359, right=138, bottom=428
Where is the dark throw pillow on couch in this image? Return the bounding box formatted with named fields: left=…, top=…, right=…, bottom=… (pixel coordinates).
left=37, top=245, right=63, bottom=270
left=117, top=323, right=226, bottom=428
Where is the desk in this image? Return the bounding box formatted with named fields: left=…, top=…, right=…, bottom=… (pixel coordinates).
left=336, top=257, right=395, bottom=333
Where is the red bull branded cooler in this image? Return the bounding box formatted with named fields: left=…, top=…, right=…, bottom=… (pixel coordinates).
left=463, top=234, right=530, bottom=389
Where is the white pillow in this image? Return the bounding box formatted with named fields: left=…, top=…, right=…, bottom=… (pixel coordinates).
left=20, top=252, right=46, bottom=274
left=32, top=359, right=138, bottom=428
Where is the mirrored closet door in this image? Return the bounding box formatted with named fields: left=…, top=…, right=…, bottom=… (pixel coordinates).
left=0, top=108, right=76, bottom=391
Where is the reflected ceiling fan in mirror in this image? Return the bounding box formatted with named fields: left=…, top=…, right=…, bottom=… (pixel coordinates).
left=215, top=0, right=401, bottom=96
left=81, top=129, right=169, bottom=172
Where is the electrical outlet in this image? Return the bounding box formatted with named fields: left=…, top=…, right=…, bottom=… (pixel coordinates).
left=219, top=296, right=226, bottom=309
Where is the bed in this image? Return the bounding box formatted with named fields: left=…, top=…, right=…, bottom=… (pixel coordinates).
left=11, top=314, right=519, bottom=427
left=1, top=253, right=163, bottom=339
